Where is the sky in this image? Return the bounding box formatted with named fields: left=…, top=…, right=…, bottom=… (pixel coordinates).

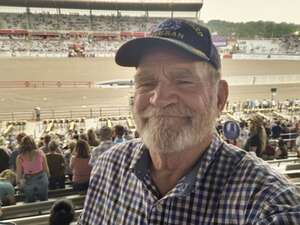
left=200, top=0, right=300, bottom=24
left=0, top=0, right=300, bottom=24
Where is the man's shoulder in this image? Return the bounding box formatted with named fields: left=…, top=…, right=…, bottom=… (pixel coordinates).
left=221, top=142, right=272, bottom=173
left=220, top=142, right=293, bottom=190
left=221, top=144, right=300, bottom=223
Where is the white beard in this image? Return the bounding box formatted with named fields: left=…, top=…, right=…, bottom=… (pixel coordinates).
left=133, top=102, right=218, bottom=154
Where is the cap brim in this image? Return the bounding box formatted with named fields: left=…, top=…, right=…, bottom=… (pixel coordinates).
left=115, top=36, right=210, bottom=67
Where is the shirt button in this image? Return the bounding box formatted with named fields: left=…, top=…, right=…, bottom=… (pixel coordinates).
left=156, top=203, right=163, bottom=212
left=178, top=183, right=188, bottom=192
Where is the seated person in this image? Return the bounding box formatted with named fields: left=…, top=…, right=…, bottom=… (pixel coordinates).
left=0, top=169, right=16, bottom=206
left=46, top=140, right=65, bottom=190
left=70, top=140, right=91, bottom=192
left=63, top=140, right=76, bottom=182
left=113, top=125, right=126, bottom=144
left=0, top=147, right=10, bottom=174
left=275, top=138, right=288, bottom=159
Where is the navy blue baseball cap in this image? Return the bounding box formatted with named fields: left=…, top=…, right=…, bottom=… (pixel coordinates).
left=115, top=18, right=221, bottom=70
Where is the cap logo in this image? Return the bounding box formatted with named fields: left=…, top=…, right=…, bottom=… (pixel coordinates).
left=151, top=19, right=184, bottom=40
left=152, top=30, right=184, bottom=39
left=152, top=19, right=182, bottom=32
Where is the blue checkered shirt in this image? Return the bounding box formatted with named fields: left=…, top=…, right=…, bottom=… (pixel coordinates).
left=79, top=134, right=300, bottom=224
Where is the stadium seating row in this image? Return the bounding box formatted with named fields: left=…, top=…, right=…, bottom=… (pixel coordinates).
left=1, top=194, right=85, bottom=220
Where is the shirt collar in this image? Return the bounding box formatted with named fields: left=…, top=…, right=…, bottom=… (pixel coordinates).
left=129, top=134, right=224, bottom=196
left=129, top=143, right=149, bottom=176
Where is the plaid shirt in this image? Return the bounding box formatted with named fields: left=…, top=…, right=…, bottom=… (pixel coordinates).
left=79, top=134, right=300, bottom=225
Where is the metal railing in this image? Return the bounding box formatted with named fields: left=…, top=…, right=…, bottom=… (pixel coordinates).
left=1, top=209, right=82, bottom=225
left=0, top=195, right=85, bottom=220
left=0, top=80, right=94, bottom=88
left=0, top=105, right=131, bottom=122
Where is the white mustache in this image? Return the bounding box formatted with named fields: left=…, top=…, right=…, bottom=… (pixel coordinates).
left=139, top=106, right=194, bottom=118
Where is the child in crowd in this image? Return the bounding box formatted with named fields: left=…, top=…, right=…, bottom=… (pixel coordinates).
left=49, top=199, right=75, bottom=225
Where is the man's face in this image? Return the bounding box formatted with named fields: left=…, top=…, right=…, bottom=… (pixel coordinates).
left=133, top=48, right=223, bottom=153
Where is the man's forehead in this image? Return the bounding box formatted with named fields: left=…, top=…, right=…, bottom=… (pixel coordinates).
left=138, top=48, right=197, bottom=66
left=137, top=61, right=196, bottom=72
left=135, top=63, right=201, bottom=82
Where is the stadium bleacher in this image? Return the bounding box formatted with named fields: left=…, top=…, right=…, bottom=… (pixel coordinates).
left=0, top=11, right=299, bottom=58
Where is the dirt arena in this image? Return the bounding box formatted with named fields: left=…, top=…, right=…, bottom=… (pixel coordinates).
left=0, top=57, right=300, bottom=113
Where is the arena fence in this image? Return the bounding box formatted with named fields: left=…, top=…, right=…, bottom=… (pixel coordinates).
left=0, top=105, right=131, bottom=121
left=1, top=195, right=84, bottom=220
left=1, top=209, right=82, bottom=225
left=0, top=80, right=94, bottom=88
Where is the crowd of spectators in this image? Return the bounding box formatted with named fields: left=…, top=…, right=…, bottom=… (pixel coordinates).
left=227, top=98, right=300, bottom=113
left=0, top=109, right=299, bottom=208
left=279, top=34, right=300, bottom=54
left=0, top=124, right=133, bottom=207
left=0, top=35, right=125, bottom=57
left=218, top=115, right=300, bottom=160
left=1, top=12, right=298, bottom=57
left=1, top=35, right=298, bottom=58
left=0, top=115, right=299, bottom=225
left=233, top=38, right=300, bottom=55
left=0, top=12, right=160, bottom=32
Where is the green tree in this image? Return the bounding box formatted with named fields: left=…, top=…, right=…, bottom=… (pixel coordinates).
left=203, top=20, right=300, bottom=38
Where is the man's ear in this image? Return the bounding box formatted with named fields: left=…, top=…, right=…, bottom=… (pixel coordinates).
left=217, top=80, right=229, bottom=112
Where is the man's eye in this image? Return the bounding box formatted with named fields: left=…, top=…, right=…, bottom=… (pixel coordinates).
left=176, top=80, right=194, bottom=85
left=136, top=82, right=155, bottom=88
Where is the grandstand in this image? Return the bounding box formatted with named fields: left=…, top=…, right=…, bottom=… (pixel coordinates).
left=0, top=0, right=203, bottom=57
left=0, top=0, right=299, bottom=58
left=0, top=0, right=203, bottom=12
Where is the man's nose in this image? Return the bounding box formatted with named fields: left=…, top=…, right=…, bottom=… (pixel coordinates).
left=149, top=82, right=178, bottom=107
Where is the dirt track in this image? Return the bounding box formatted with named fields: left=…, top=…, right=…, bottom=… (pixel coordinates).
left=1, top=58, right=300, bottom=81
left=0, top=57, right=300, bottom=113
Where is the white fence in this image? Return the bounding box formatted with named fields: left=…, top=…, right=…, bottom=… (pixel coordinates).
left=0, top=105, right=131, bottom=121
left=226, top=74, right=300, bottom=86
left=232, top=53, right=300, bottom=60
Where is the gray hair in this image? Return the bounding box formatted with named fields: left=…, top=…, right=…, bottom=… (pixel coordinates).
left=99, top=126, right=112, bottom=141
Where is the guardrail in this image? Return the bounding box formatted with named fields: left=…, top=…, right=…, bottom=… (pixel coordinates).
left=282, top=169, right=300, bottom=179
left=0, top=105, right=131, bottom=121
left=0, top=80, right=94, bottom=88
left=267, top=158, right=300, bottom=167
left=15, top=187, right=80, bottom=202
left=1, top=209, right=82, bottom=225
left=0, top=194, right=85, bottom=220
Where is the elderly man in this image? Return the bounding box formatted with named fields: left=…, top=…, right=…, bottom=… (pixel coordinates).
left=79, top=19, right=300, bottom=225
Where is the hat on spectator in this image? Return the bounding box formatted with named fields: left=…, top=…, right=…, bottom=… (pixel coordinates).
left=115, top=18, right=220, bottom=70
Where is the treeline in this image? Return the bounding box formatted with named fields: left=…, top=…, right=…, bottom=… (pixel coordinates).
left=202, top=20, right=300, bottom=38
